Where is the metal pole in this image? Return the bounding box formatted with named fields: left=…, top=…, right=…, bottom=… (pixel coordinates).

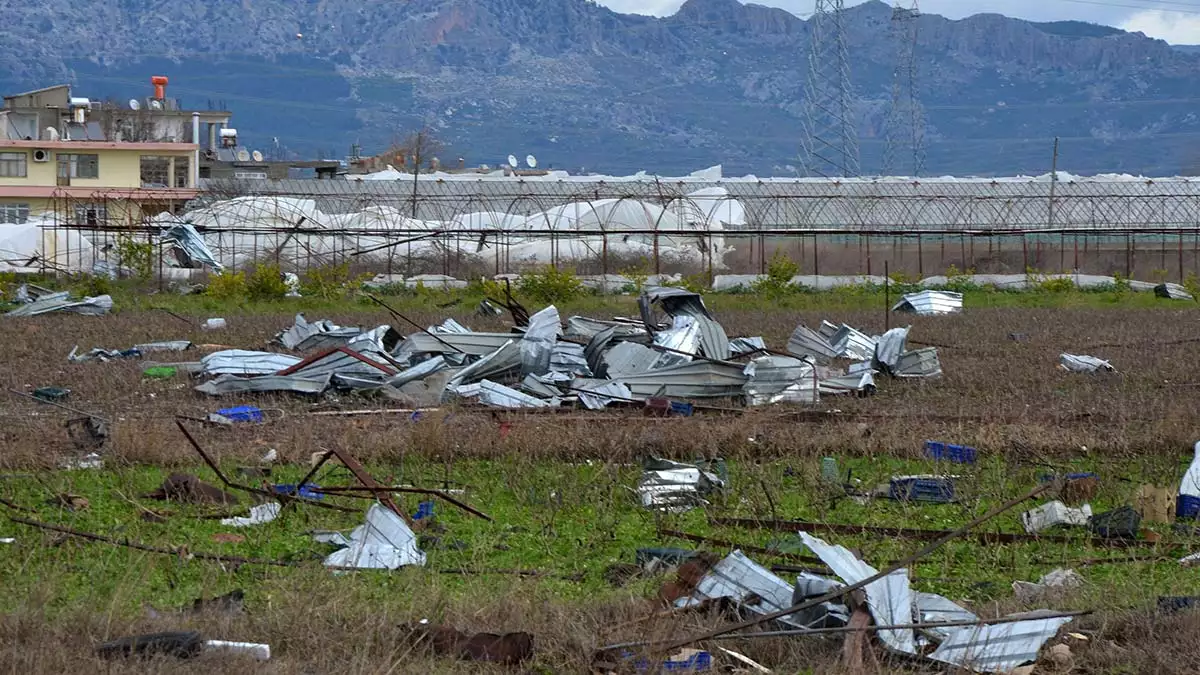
left=1048, top=136, right=1059, bottom=229
left=884, top=260, right=890, bottom=331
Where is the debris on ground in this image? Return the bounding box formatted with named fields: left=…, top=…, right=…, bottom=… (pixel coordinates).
left=1022, top=501, right=1094, bottom=533
left=1012, top=568, right=1085, bottom=602
left=190, top=589, right=245, bottom=614
left=924, top=440, right=977, bottom=464
left=316, top=502, right=425, bottom=569
left=47, top=493, right=89, bottom=511
left=142, top=473, right=240, bottom=505
left=1059, top=354, right=1115, bottom=373
left=1088, top=506, right=1141, bottom=539
left=402, top=621, right=534, bottom=666
left=96, top=631, right=270, bottom=661
left=5, top=288, right=112, bottom=317
left=68, top=341, right=191, bottom=363
left=206, top=405, right=265, bottom=424
left=886, top=475, right=957, bottom=503
left=1040, top=472, right=1100, bottom=505
left=65, top=416, right=108, bottom=450
left=891, top=290, right=964, bottom=315
left=60, top=452, right=103, bottom=470
left=1154, top=283, right=1194, bottom=300
left=202, top=317, right=227, bottom=330
left=32, top=386, right=70, bottom=402
left=1135, top=484, right=1177, bottom=524
left=638, top=457, right=725, bottom=512
left=219, top=502, right=281, bottom=527
left=1177, top=440, right=1200, bottom=521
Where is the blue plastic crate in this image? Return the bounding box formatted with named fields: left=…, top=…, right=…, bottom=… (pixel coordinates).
left=1038, top=472, right=1099, bottom=483
left=924, top=441, right=977, bottom=464
left=215, top=405, right=263, bottom=423
left=628, top=650, right=712, bottom=672
left=889, top=476, right=955, bottom=503
left=1177, top=494, right=1200, bottom=520
left=413, top=501, right=435, bottom=520
left=271, top=483, right=323, bottom=500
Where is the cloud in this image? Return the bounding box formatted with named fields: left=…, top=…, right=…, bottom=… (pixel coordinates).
left=1121, top=10, right=1200, bottom=45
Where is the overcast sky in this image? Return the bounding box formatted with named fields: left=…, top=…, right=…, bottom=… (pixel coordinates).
left=594, top=0, right=1200, bottom=44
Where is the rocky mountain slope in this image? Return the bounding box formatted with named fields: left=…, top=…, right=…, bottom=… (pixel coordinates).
left=1, top=0, right=1198, bottom=175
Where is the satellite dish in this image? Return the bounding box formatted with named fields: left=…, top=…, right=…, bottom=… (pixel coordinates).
left=128, top=99, right=141, bottom=111
left=236, top=149, right=250, bottom=162
left=507, top=154, right=518, bottom=168
left=526, top=154, right=537, bottom=169
left=251, top=150, right=264, bottom=162
left=149, top=99, right=163, bottom=110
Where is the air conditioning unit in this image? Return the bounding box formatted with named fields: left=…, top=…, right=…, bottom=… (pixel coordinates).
left=32, top=149, right=50, bottom=163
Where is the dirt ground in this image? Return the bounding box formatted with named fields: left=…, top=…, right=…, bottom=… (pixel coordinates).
left=2, top=303, right=1200, bottom=673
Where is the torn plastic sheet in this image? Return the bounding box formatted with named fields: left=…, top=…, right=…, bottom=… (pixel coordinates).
left=743, top=355, right=818, bottom=406
left=1021, top=501, right=1093, bottom=534
left=220, top=502, right=281, bottom=528
left=572, top=378, right=633, bottom=409
left=161, top=222, right=224, bottom=272
left=729, top=337, right=767, bottom=355
left=521, top=305, right=561, bottom=375
left=5, top=293, right=112, bottom=317
left=928, top=610, right=1074, bottom=673
left=1060, top=354, right=1115, bottom=373
left=799, top=532, right=917, bottom=655
left=477, top=379, right=560, bottom=409
left=319, top=502, right=426, bottom=569
left=200, top=350, right=302, bottom=376
left=891, top=290, right=964, bottom=315
left=194, top=373, right=331, bottom=396
left=677, top=550, right=815, bottom=629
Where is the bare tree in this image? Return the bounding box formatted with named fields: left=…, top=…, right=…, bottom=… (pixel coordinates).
left=392, top=127, right=444, bottom=218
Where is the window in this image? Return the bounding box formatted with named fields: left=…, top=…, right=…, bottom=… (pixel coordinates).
left=57, top=153, right=99, bottom=180
left=0, top=152, right=27, bottom=178
left=73, top=203, right=107, bottom=227
left=140, top=155, right=171, bottom=187
left=173, top=156, right=190, bottom=188
left=0, top=203, right=29, bottom=224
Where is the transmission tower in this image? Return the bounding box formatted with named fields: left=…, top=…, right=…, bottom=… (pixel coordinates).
left=801, top=0, right=860, bottom=178
left=882, top=1, right=925, bottom=176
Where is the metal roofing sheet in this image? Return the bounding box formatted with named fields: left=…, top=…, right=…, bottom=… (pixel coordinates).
left=616, top=359, right=748, bottom=399
left=402, top=331, right=518, bottom=356
left=521, top=305, right=561, bottom=376
left=478, top=379, right=559, bottom=409
left=743, top=355, right=818, bottom=406
left=892, top=290, right=964, bottom=316
left=928, top=612, right=1074, bottom=673
left=1060, top=353, right=1115, bottom=373
left=446, top=340, right=521, bottom=388
left=277, top=346, right=398, bottom=379
left=894, top=348, right=943, bottom=378
left=200, top=350, right=302, bottom=376
left=322, top=503, right=426, bottom=569
left=571, top=378, right=633, bottom=409
left=696, top=315, right=731, bottom=360
left=787, top=324, right=839, bottom=362
left=194, top=373, right=331, bottom=396
left=729, top=336, right=766, bottom=355
left=5, top=293, right=112, bottom=317
left=874, top=326, right=910, bottom=372
left=677, top=551, right=811, bottom=629
left=831, top=324, right=877, bottom=361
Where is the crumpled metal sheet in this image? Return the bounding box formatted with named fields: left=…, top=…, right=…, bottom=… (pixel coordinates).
left=639, top=287, right=714, bottom=330
left=550, top=342, right=592, bottom=378
left=571, top=378, right=633, bottom=409
left=729, top=337, right=767, bottom=355
left=387, top=356, right=447, bottom=387
left=894, top=348, right=943, bottom=378
left=565, top=315, right=645, bottom=341
left=874, top=326, right=910, bottom=372
left=1060, top=353, right=1115, bottom=373
left=161, top=222, right=224, bottom=272
left=521, top=305, right=561, bottom=375
left=220, top=502, right=281, bottom=527
left=639, top=462, right=723, bottom=511
left=914, top=591, right=979, bottom=643
left=5, top=293, right=112, bottom=317
left=320, top=503, right=426, bottom=569
left=68, top=341, right=193, bottom=363
left=520, top=373, right=566, bottom=399
left=831, top=324, right=877, bottom=361
left=695, top=315, right=731, bottom=360
left=819, top=370, right=877, bottom=396
left=892, top=290, right=964, bottom=315
left=274, top=314, right=369, bottom=352
left=477, top=379, right=560, bottom=409
left=278, top=345, right=398, bottom=380
left=446, top=340, right=521, bottom=389
left=616, top=359, right=749, bottom=399
left=1155, top=283, right=1194, bottom=300
left=194, top=373, right=331, bottom=396
left=928, top=611, right=1074, bottom=673
left=743, top=355, right=818, bottom=406
left=799, top=532, right=917, bottom=655
left=402, top=331, right=518, bottom=356
left=654, top=315, right=701, bottom=356
left=677, top=550, right=814, bottom=629
left=787, top=324, right=840, bottom=362
left=200, top=350, right=302, bottom=376
left=601, top=341, right=661, bottom=379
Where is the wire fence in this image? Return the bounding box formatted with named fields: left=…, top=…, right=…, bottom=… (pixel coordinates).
left=37, top=176, right=1200, bottom=283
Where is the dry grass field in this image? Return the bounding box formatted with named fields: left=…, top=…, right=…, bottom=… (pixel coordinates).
left=2, top=295, right=1200, bottom=673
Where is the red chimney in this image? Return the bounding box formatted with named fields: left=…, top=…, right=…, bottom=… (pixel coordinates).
left=151, top=76, right=169, bottom=100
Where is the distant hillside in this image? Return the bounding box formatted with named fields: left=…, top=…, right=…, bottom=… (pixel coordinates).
left=0, top=0, right=1198, bottom=175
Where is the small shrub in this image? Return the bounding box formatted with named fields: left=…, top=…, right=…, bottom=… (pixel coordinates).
left=751, top=251, right=800, bottom=297
left=1038, top=276, right=1075, bottom=294
left=1184, top=272, right=1200, bottom=298
left=1111, top=271, right=1132, bottom=294
left=518, top=266, right=586, bottom=304
left=205, top=271, right=248, bottom=301
left=944, top=264, right=979, bottom=293
left=620, top=261, right=651, bottom=294
left=246, top=263, right=288, bottom=300
left=74, top=274, right=112, bottom=298
left=115, top=235, right=154, bottom=280
left=302, top=262, right=369, bottom=301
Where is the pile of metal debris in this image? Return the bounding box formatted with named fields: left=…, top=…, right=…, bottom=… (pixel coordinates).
left=184, top=289, right=940, bottom=407
left=4, top=283, right=112, bottom=317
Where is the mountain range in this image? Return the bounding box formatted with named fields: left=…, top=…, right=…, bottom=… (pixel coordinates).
left=2, top=0, right=1200, bottom=176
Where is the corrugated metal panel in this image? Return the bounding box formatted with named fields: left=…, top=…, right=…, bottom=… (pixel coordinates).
left=891, top=290, right=964, bottom=316
left=6, top=293, right=112, bottom=317
left=161, top=222, right=223, bottom=272
left=818, top=320, right=840, bottom=342
left=928, top=612, right=1074, bottom=673
left=800, top=532, right=917, bottom=655
left=894, top=348, right=943, bottom=378
left=550, top=342, right=592, bottom=377
left=602, top=341, right=662, bottom=379
left=677, top=551, right=812, bottom=629
left=743, top=355, right=818, bottom=406
left=200, top=350, right=302, bottom=376
left=696, top=316, right=731, bottom=360
left=278, top=347, right=398, bottom=379
left=819, top=371, right=876, bottom=396
left=831, top=324, right=877, bottom=361
left=521, top=305, right=561, bottom=375
left=787, top=324, right=839, bottom=362
left=402, top=331, right=518, bottom=356
left=654, top=315, right=701, bottom=355
left=729, top=337, right=766, bottom=355
left=914, top=592, right=978, bottom=643
left=387, top=356, right=446, bottom=387
left=519, top=373, right=566, bottom=398
left=478, top=379, right=559, bottom=408
left=1155, top=283, right=1194, bottom=300
left=565, top=315, right=645, bottom=340
left=874, top=326, right=910, bottom=372
left=571, top=378, right=633, bottom=409
left=194, top=373, right=331, bottom=395
left=616, top=359, right=748, bottom=399
left=322, top=503, right=426, bottom=569
left=446, top=340, right=521, bottom=388
left=134, top=341, right=193, bottom=353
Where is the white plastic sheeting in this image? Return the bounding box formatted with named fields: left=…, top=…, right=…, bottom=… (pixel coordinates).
left=0, top=218, right=98, bottom=273
left=318, top=503, right=426, bottom=569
